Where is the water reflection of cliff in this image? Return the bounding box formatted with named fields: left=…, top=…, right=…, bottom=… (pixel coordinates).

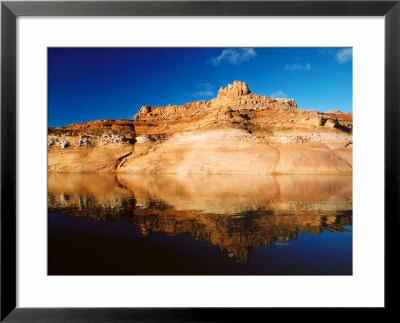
left=48, top=173, right=352, bottom=263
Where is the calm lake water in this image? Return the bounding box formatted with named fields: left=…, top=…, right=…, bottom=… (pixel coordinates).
left=48, top=173, right=352, bottom=275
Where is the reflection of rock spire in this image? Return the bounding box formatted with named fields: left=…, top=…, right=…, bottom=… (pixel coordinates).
left=138, top=224, right=151, bottom=237
left=227, top=246, right=252, bottom=264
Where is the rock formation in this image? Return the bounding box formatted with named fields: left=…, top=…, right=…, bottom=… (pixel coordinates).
left=217, top=80, right=251, bottom=97
left=48, top=119, right=135, bottom=172
left=48, top=81, right=353, bottom=174
left=126, top=81, right=352, bottom=174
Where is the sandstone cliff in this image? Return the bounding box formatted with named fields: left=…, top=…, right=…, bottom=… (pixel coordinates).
left=48, top=81, right=352, bottom=174
left=48, top=119, right=135, bottom=172
left=124, top=81, right=352, bottom=174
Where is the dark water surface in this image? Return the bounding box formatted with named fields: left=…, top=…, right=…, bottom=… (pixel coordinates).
left=48, top=173, right=352, bottom=275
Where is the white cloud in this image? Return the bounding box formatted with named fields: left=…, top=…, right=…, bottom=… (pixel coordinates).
left=192, top=90, right=213, bottom=97
left=336, top=48, right=352, bottom=64
left=208, top=48, right=257, bottom=66
left=192, top=83, right=214, bottom=97
left=270, top=90, right=287, bottom=98
left=285, top=63, right=311, bottom=71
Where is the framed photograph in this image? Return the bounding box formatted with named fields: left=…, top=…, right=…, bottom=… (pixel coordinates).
left=1, top=0, right=398, bottom=321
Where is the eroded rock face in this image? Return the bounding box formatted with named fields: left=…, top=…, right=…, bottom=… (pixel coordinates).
left=48, top=119, right=136, bottom=172
left=59, top=140, right=70, bottom=148
left=125, top=81, right=352, bottom=174
left=49, top=119, right=136, bottom=140
left=48, top=81, right=353, bottom=174
left=134, top=81, right=299, bottom=125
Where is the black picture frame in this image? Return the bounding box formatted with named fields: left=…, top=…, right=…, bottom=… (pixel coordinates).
left=1, top=0, right=399, bottom=321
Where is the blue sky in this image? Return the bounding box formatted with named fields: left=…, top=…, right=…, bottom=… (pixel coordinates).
left=48, top=47, right=352, bottom=127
